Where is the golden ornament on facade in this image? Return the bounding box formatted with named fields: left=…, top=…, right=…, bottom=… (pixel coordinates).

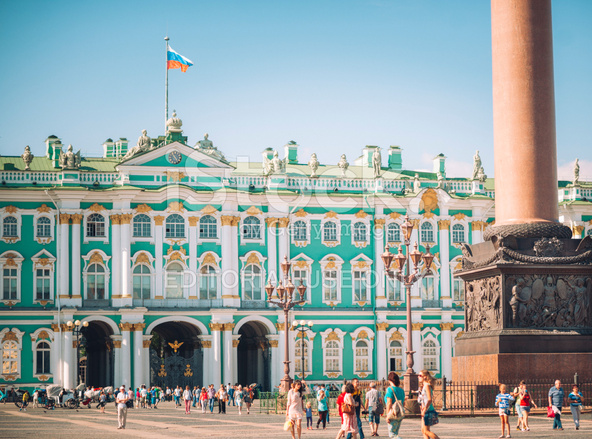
left=168, top=340, right=184, bottom=353
left=423, top=211, right=435, bottom=219
left=440, top=322, right=454, bottom=331
left=246, top=253, right=261, bottom=266
left=120, top=214, right=133, bottom=224
left=295, top=260, right=309, bottom=269
left=134, top=204, right=152, bottom=213
left=59, top=213, right=71, bottom=224
left=411, top=323, right=424, bottom=331
left=453, top=212, right=467, bottom=220
left=201, top=204, right=218, bottom=215
left=187, top=216, right=199, bottom=227
left=202, top=252, right=217, bottom=266
left=389, top=212, right=402, bottom=220
left=278, top=217, right=290, bottom=228
left=420, top=188, right=439, bottom=213
left=109, top=214, right=121, bottom=225
left=357, top=330, right=369, bottom=340
left=220, top=215, right=234, bottom=226
left=376, top=322, right=389, bottom=331
left=89, top=252, right=104, bottom=265
left=232, top=339, right=240, bottom=348
left=168, top=201, right=185, bottom=212
left=389, top=331, right=404, bottom=342
left=231, top=216, right=240, bottom=226
left=70, top=213, right=83, bottom=224
left=143, top=340, right=152, bottom=348
left=265, top=217, right=279, bottom=227
left=353, top=260, right=369, bottom=269
left=294, top=209, right=308, bottom=217
left=88, top=203, right=105, bottom=212
left=113, top=340, right=122, bottom=348
left=209, top=323, right=224, bottom=331
left=135, top=253, right=150, bottom=265
left=410, top=219, right=420, bottom=228
left=326, top=331, right=340, bottom=341
left=183, top=364, right=193, bottom=377
left=132, top=323, right=146, bottom=331
left=37, top=258, right=50, bottom=267
left=37, top=330, right=50, bottom=340
left=246, top=206, right=262, bottom=215
left=158, top=364, right=167, bottom=377
left=169, top=251, right=185, bottom=262
left=374, top=219, right=385, bottom=229
left=326, top=372, right=339, bottom=378
left=269, top=340, right=278, bottom=348
left=153, top=215, right=165, bottom=226
left=1, top=331, right=17, bottom=343
left=223, top=323, right=235, bottom=331
left=201, top=340, right=212, bottom=348
left=325, top=211, right=338, bottom=219
left=119, top=322, right=133, bottom=331
left=37, top=204, right=51, bottom=213
left=354, top=210, right=368, bottom=218
left=5, top=205, right=17, bottom=214
left=573, top=225, right=585, bottom=235
left=455, top=331, right=464, bottom=340
left=38, top=375, right=50, bottom=381
left=163, top=171, right=186, bottom=182
left=51, top=323, right=60, bottom=332
left=358, top=372, right=369, bottom=378
left=438, top=220, right=450, bottom=230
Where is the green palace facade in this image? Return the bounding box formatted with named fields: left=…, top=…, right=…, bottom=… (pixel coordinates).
left=1, top=113, right=591, bottom=391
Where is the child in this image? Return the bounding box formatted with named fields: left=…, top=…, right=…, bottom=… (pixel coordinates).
left=306, top=401, right=313, bottom=430
left=568, top=385, right=583, bottom=430
left=496, top=384, right=515, bottom=439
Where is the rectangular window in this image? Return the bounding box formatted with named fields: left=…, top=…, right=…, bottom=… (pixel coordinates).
left=2, top=268, right=17, bottom=300
left=453, top=279, right=465, bottom=301
left=293, top=269, right=308, bottom=301
left=323, top=270, right=337, bottom=301
left=244, top=276, right=261, bottom=300
left=133, top=276, right=150, bottom=299
left=387, top=278, right=403, bottom=302
left=36, top=268, right=51, bottom=300
left=200, top=276, right=217, bottom=300
left=353, top=271, right=367, bottom=302
left=36, top=349, right=50, bottom=374
left=422, top=277, right=435, bottom=300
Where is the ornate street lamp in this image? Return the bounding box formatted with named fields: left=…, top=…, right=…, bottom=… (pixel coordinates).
left=292, top=320, right=314, bottom=379
left=67, top=319, right=89, bottom=388
left=266, top=255, right=307, bottom=392
left=382, top=214, right=434, bottom=397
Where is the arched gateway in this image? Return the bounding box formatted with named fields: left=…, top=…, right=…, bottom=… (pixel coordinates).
left=236, top=321, right=272, bottom=391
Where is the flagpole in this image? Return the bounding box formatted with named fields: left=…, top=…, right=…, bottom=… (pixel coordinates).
left=165, top=36, right=170, bottom=134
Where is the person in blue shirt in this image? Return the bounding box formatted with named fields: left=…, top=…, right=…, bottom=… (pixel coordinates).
left=384, top=371, right=406, bottom=439
left=548, top=380, right=565, bottom=430
left=495, top=384, right=515, bottom=438
left=568, top=384, right=583, bottom=430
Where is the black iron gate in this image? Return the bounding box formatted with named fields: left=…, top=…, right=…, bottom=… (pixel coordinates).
left=150, top=348, right=203, bottom=389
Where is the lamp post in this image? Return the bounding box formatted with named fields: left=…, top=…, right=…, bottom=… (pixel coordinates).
left=266, top=255, right=307, bottom=392
left=67, top=319, right=88, bottom=388
left=292, top=320, right=314, bottom=379
left=381, top=215, right=434, bottom=397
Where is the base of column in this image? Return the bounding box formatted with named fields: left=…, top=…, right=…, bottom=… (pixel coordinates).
left=61, top=298, right=82, bottom=307
left=484, top=222, right=572, bottom=240
left=402, top=370, right=420, bottom=414
left=280, top=375, right=293, bottom=393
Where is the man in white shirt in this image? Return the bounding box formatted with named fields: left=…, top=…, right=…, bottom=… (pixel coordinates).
left=116, top=386, right=129, bottom=429
left=140, top=385, right=147, bottom=408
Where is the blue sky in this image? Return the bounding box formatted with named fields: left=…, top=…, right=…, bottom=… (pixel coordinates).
left=0, top=0, right=590, bottom=179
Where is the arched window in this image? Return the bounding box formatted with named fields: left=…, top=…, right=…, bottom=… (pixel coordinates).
left=165, top=262, right=184, bottom=298
left=2, top=340, right=18, bottom=375
left=243, top=264, right=262, bottom=300
left=420, top=222, right=434, bottom=243
left=2, top=216, right=17, bottom=237
left=389, top=340, right=404, bottom=372
left=36, top=217, right=51, bottom=238
left=242, top=216, right=260, bottom=240
left=293, top=221, right=307, bottom=241
left=35, top=268, right=51, bottom=301
left=199, top=265, right=218, bottom=299
left=354, top=340, right=370, bottom=373
left=323, top=221, right=337, bottom=242
left=423, top=339, right=438, bottom=371
left=387, top=223, right=400, bottom=243
left=295, top=339, right=309, bottom=376
left=132, top=265, right=151, bottom=299
left=353, top=222, right=367, bottom=242
left=35, top=341, right=51, bottom=375
left=2, top=267, right=18, bottom=300
left=133, top=214, right=151, bottom=238
left=452, top=224, right=465, bottom=243
left=325, top=340, right=340, bottom=372
left=165, top=214, right=185, bottom=238
left=587, top=228, right=592, bottom=237
left=86, top=213, right=105, bottom=237
left=199, top=215, right=217, bottom=239
left=86, top=263, right=106, bottom=300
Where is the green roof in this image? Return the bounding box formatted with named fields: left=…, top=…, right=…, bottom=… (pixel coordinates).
left=0, top=156, right=118, bottom=172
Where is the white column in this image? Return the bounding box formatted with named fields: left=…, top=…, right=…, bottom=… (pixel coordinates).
left=471, top=221, right=484, bottom=244
left=111, top=335, right=122, bottom=387
left=188, top=217, right=198, bottom=298
left=110, top=215, right=121, bottom=302
left=266, top=219, right=277, bottom=283
left=133, top=324, right=145, bottom=389
left=223, top=324, right=233, bottom=385
left=154, top=217, right=164, bottom=298
left=276, top=322, right=286, bottom=386
left=410, top=222, right=422, bottom=308
left=142, top=335, right=152, bottom=388
left=221, top=216, right=237, bottom=305
left=210, top=324, right=222, bottom=385
left=376, top=323, right=388, bottom=380
left=232, top=335, right=241, bottom=385
left=375, top=221, right=387, bottom=307
left=440, top=323, right=453, bottom=380
left=438, top=220, right=452, bottom=307
left=120, top=324, right=131, bottom=388
left=120, top=214, right=132, bottom=306
left=59, top=215, right=70, bottom=299
left=51, top=325, right=62, bottom=386
left=268, top=335, right=279, bottom=389
left=412, top=324, right=423, bottom=375
left=277, top=218, right=290, bottom=263
left=201, top=335, right=213, bottom=386
left=62, top=328, right=74, bottom=390
left=71, top=214, right=82, bottom=304
left=230, top=218, right=240, bottom=306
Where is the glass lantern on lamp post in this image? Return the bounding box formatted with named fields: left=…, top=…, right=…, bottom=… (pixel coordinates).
left=381, top=214, right=434, bottom=397
left=265, top=255, right=307, bottom=392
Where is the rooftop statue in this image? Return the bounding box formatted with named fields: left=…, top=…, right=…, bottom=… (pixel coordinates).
left=472, top=150, right=482, bottom=180
left=262, top=150, right=284, bottom=176
left=337, top=154, right=349, bottom=178
left=59, top=144, right=81, bottom=170
left=477, top=166, right=487, bottom=182
left=122, top=129, right=152, bottom=161
left=413, top=173, right=420, bottom=192
left=197, top=134, right=226, bottom=162
left=199, top=133, right=214, bottom=149
left=372, top=148, right=381, bottom=178
left=21, top=145, right=34, bottom=171
left=574, top=158, right=580, bottom=185
left=308, top=153, right=319, bottom=178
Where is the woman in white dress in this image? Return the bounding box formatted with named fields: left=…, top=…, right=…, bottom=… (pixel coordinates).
left=286, top=380, right=305, bottom=439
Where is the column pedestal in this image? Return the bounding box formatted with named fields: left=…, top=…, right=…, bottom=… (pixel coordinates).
left=111, top=335, right=122, bottom=388
left=120, top=323, right=132, bottom=388
left=133, top=323, right=146, bottom=389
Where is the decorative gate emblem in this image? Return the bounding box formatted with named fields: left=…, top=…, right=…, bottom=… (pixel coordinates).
left=168, top=340, right=184, bottom=353
left=184, top=364, right=193, bottom=377
left=158, top=364, right=167, bottom=377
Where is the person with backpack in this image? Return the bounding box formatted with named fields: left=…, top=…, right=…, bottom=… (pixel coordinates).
left=364, top=382, right=383, bottom=437
left=385, top=372, right=405, bottom=439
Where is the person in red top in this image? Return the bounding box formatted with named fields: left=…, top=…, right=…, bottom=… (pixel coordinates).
left=336, top=384, right=347, bottom=423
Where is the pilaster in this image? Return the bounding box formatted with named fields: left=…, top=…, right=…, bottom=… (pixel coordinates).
left=376, top=322, right=389, bottom=380
left=70, top=214, right=83, bottom=302
left=119, top=322, right=132, bottom=388
left=438, top=220, right=451, bottom=307
left=267, top=334, right=279, bottom=389
left=120, top=213, right=132, bottom=306
left=188, top=216, right=199, bottom=298
left=266, top=218, right=278, bottom=284
left=142, top=335, right=152, bottom=388
left=277, top=217, right=290, bottom=266
left=133, top=323, right=146, bottom=388
left=111, top=335, right=122, bottom=388
left=222, top=323, right=234, bottom=384
left=201, top=335, right=213, bottom=386
left=154, top=216, right=165, bottom=299
left=440, top=322, right=454, bottom=379
left=374, top=220, right=387, bottom=307
left=110, top=214, right=122, bottom=305
left=411, top=322, right=423, bottom=373
left=59, top=214, right=70, bottom=301
left=209, top=323, right=223, bottom=385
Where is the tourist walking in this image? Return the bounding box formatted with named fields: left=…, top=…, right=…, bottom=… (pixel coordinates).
left=346, top=378, right=364, bottom=439
left=306, top=401, right=313, bottom=430
left=116, top=386, right=129, bottom=430
left=174, top=386, right=182, bottom=408
left=317, top=387, right=329, bottom=429
left=235, top=385, right=244, bottom=415
left=568, top=384, right=583, bottom=430
left=217, top=384, right=227, bottom=414
left=419, top=370, right=440, bottom=439
left=183, top=385, right=192, bottom=414
left=200, top=387, right=208, bottom=413
left=336, top=382, right=358, bottom=439
left=496, top=384, right=514, bottom=438
left=98, top=390, right=107, bottom=413
left=548, top=380, right=565, bottom=430
left=244, top=385, right=253, bottom=414
left=286, top=380, right=305, bottom=439
left=364, top=382, right=381, bottom=437
left=517, top=381, right=536, bottom=431
left=208, top=384, right=216, bottom=412
left=228, top=384, right=235, bottom=406
left=385, top=371, right=405, bottom=439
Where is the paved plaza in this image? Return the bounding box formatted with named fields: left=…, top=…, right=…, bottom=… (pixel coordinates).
left=0, top=400, right=589, bottom=439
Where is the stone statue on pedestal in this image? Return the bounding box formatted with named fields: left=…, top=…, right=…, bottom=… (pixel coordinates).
left=59, top=144, right=81, bottom=169
left=21, top=146, right=34, bottom=171
left=337, top=154, right=349, bottom=178
left=574, top=158, right=580, bottom=185
left=122, top=130, right=152, bottom=161
left=472, top=150, right=482, bottom=180
left=372, top=148, right=381, bottom=178
left=308, top=153, right=319, bottom=178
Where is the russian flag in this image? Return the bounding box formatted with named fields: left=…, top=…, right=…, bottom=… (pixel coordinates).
left=167, top=46, right=193, bottom=72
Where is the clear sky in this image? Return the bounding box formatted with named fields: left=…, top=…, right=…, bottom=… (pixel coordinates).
left=0, top=0, right=590, bottom=179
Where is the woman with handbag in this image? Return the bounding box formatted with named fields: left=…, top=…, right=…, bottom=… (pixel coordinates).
left=335, top=382, right=358, bottom=439
left=419, top=370, right=440, bottom=439
left=385, top=371, right=406, bottom=439
left=286, top=380, right=305, bottom=439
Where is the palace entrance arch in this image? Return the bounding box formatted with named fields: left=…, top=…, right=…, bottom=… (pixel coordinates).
left=83, top=321, right=115, bottom=387
left=237, top=321, right=271, bottom=391
left=149, top=321, right=203, bottom=389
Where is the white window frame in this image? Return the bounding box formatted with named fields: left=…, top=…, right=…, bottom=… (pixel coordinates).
left=0, top=211, right=21, bottom=244
left=290, top=254, right=313, bottom=304
left=34, top=213, right=55, bottom=244
left=451, top=223, right=466, bottom=243
left=0, top=328, right=24, bottom=380
left=241, top=215, right=264, bottom=244
left=386, top=277, right=403, bottom=302
left=83, top=211, right=109, bottom=244
left=32, top=251, right=56, bottom=303
left=389, top=339, right=405, bottom=373
left=351, top=219, right=370, bottom=248
left=320, top=255, right=343, bottom=305
left=31, top=328, right=54, bottom=380
left=321, top=215, right=341, bottom=247
left=165, top=213, right=186, bottom=239
left=132, top=213, right=153, bottom=240
left=199, top=264, right=220, bottom=300
left=421, top=328, right=441, bottom=374
left=0, top=251, right=23, bottom=304
left=350, top=255, right=373, bottom=305
left=321, top=328, right=345, bottom=378
left=350, top=327, right=375, bottom=377
left=164, top=261, right=188, bottom=299
left=292, top=327, right=315, bottom=379
left=199, top=214, right=219, bottom=240
left=420, top=220, right=436, bottom=244
left=82, top=251, right=111, bottom=301
left=132, top=264, right=153, bottom=300
left=386, top=222, right=401, bottom=244
left=453, top=277, right=465, bottom=302
left=239, top=251, right=267, bottom=301
left=291, top=219, right=310, bottom=247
